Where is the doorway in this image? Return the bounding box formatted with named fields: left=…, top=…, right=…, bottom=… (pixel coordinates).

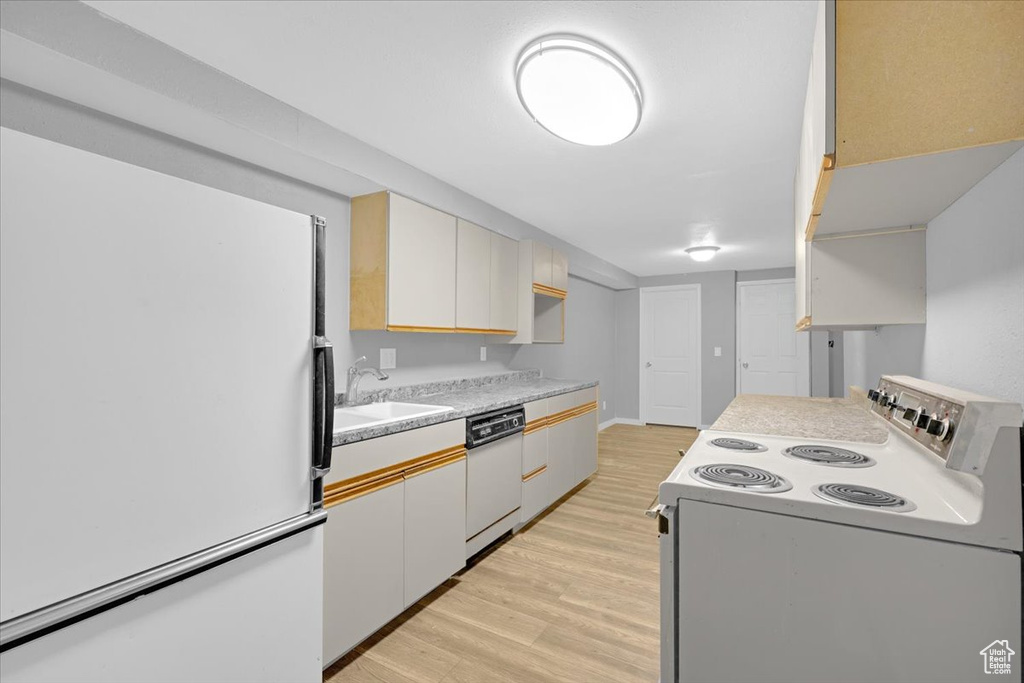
left=640, top=285, right=701, bottom=428
left=736, top=279, right=810, bottom=396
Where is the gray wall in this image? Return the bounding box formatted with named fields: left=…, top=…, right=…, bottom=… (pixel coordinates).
left=635, top=270, right=738, bottom=426
left=737, top=267, right=796, bottom=282
left=510, top=276, right=617, bottom=424
left=843, top=148, right=1024, bottom=405
left=0, top=81, right=620, bottom=415
left=613, top=289, right=641, bottom=421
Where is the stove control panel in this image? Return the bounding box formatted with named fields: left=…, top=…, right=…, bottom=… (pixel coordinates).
left=870, top=378, right=962, bottom=460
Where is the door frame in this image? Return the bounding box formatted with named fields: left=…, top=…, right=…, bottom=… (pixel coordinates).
left=735, top=278, right=811, bottom=396
left=639, top=284, right=702, bottom=428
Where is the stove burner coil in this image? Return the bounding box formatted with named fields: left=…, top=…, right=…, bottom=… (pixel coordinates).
left=813, top=483, right=916, bottom=512
left=783, top=445, right=875, bottom=468
left=690, top=464, right=792, bottom=493
left=708, top=438, right=767, bottom=453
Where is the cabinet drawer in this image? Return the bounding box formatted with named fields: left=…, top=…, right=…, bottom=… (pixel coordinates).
left=520, top=466, right=550, bottom=526
left=327, top=419, right=464, bottom=485
left=524, top=398, right=548, bottom=424
left=548, top=387, right=598, bottom=415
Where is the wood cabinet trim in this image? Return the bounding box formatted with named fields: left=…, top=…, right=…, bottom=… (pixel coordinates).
left=804, top=154, right=835, bottom=241
left=796, top=316, right=813, bottom=332
left=385, top=325, right=457, bottom=334
left=532, top=283, right=568, bottom=299
left=522, top=465, right=547, bottom=482
left=404, top=450, right=466, bottom=479
left=324, top=472, right=403, bottom=508
left=546, top=401, right=598, bottom=427
left=324, top=444, right=466, bottom=504
left=454, top=327, right=517, bottom=335
left=523, top=416, right=550, bottom=435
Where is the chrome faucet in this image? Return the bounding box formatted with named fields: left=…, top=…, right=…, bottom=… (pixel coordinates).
left=344, top=356, right=389, bottom=405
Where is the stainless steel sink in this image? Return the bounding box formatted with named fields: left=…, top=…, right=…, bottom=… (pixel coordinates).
left=332, top=402, right=453, bottom=434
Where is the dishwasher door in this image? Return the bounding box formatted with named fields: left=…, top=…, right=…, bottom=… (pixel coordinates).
left=466, top=434, right=523, bottom=539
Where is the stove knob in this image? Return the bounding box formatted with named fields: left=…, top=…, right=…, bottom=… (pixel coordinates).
left=868, top=389, right=880, bottom=402
left=926, top=416, right=954, bottom=441
left=915, top=412, right=931, bottom=429
left=902, top=407, right=918, bottom=421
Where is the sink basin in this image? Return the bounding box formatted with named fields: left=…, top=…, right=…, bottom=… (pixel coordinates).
left=332, top=402, right=453, bottom=434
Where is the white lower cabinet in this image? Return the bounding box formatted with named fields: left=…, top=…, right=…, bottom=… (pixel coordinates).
left=520, top=468, right=551, bottom=526
left=546, top=419, right=576, bottom=503
left=323, top=479, right=404, bottom=666
left=404, top=458, right=466, bottom=606
left=322, top=420, right=465, bottom=667
left=573, top=408, right=598, bottom=485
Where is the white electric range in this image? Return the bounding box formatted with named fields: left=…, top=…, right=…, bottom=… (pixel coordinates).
left=657, top=375, right=1023, bottom=683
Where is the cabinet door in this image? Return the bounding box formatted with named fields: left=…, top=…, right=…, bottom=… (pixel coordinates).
left=573, top=410, right=598, bottom=485
left=550, top=249, right=569, bottom=292
left=522, top=426, right=548, bottom=476
left=456, top=219, right=491, bottom=330
left=388, top=194, right=457, bottom=329
left=546, top=419, right=575, bottom=503
left=323, top=478, right=404, bottom=665
left=404, top=457, right=466, bottom=606
left=532, top=241, right=553, bottom=287
left=489, top=232, right=519, bottom=333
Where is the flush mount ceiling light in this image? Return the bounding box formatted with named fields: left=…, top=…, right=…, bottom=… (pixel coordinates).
left=515, top=35, right=642, bottom=146
left=684, top=246, right=721, bottom=262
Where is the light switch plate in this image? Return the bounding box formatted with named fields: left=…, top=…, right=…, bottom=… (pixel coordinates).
left=714, top=346, right=722, bottom=357
left=480, top=346, right=487, bottom=361
left=380, top=348, right=397, bottom=370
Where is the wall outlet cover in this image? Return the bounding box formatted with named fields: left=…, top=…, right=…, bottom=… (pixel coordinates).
left=480, top=346, right=487, bottom=361
left=380, top=348, right=397, bottom=370
left=714, top=346, right=722, bottom=357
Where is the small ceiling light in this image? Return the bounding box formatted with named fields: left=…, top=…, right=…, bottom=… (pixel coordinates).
left=515, top=35, right=642, bottom=146
left=685, top=246, right=721, bottom=262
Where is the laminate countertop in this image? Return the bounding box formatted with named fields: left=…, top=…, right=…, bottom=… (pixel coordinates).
left=332, top=370, right=597, bottom=446
left=710, top=394, right=888, bottom=444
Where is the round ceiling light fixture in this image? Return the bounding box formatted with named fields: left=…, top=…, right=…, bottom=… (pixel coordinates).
left=515, top=35, right=642, bottom=146
left=684, top=246, right=721, bottom=262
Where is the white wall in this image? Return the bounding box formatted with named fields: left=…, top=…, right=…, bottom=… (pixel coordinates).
left=921, top=148, right=1023, bottom=405
left=843, top=148, right=1024, bottom=405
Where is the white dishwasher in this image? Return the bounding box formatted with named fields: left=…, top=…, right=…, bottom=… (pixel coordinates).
left=465, top=405, right=524, bottom=559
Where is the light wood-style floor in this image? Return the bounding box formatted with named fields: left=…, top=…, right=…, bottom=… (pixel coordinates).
left=324, top=423, right=697, bottom=683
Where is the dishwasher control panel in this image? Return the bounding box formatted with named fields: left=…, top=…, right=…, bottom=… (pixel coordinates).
left=466, top=405, right=525, bottom=449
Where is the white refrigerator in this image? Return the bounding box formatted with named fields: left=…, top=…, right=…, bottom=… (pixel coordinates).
left=0, top=127, right=335, bottom=682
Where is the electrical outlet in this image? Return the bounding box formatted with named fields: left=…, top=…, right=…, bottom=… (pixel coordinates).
left=714, top=346, right=722, bottom=357
left=379, top=348, right=396, bottom=370
left=480, top=346, right=487, bottom=361
left=602, top=401, right=607, bottom=410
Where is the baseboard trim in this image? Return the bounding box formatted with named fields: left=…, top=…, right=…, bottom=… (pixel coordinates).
left=599, top=418, right=643, bottom=431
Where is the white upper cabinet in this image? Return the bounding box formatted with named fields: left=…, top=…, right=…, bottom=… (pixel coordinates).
left=499, top=240, right=567, bottom=345
left=489, top=232, right=519, bottom=334
left=350, top=191, right=457, bottom=332
left=350, top=192, right=518, bottom=335
left=550, top=249, right=569, bottom=293
left=532, top=241, right=553, bottom=288
left=455, top=218, right=491, bottom=331
left=388, top=194, right=458, bottom=330
left=794, top=0, right=1021, bottom=329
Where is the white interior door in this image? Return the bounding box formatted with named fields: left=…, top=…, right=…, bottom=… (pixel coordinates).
left=737, top=280, right=810, bottom=396
left=642, top=286, right=700, bottom=427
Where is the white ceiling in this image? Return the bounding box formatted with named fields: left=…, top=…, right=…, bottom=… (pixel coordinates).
left=84, top=0, right=817, bottom=277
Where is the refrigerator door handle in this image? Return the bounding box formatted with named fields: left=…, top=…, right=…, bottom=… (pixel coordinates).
left=312, top=336, right=333, bottom=480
